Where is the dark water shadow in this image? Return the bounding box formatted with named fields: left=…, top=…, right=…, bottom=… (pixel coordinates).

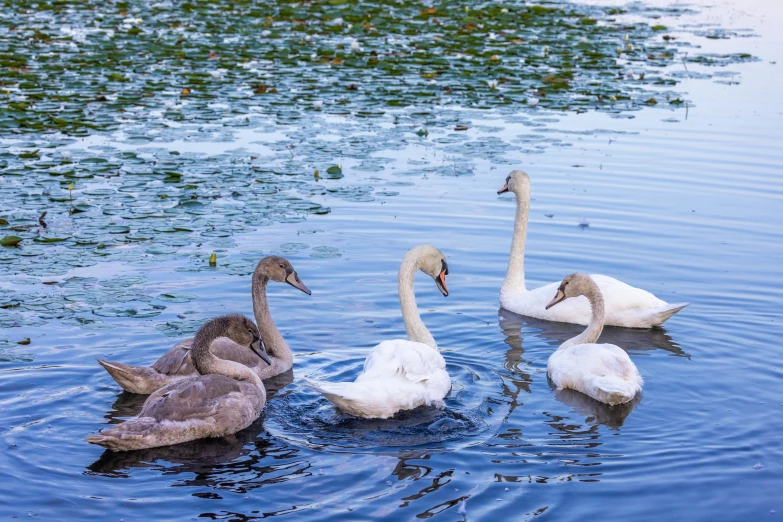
left=498, top=308, right=688, bottom=358
left=86, top=371, right=295, bottom=476
left=265, top=388, right=489, bottom=454
left=494, top=310, right=534, bottom=421
left=551, top=388, right=642, bottom=429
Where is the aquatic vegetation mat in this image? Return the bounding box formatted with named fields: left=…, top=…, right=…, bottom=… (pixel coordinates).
left=0, top=0, right=755, bottom=134
left=0, top=0, right=757, bottom=333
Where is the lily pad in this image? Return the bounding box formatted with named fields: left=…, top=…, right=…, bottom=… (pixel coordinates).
left=1, top=236, right=23, bottom=247
left=157, top=293, right=199, bottom=303
left=92, top=306, right=165, bottom=318
left=34, top=237, right=71, bottom=243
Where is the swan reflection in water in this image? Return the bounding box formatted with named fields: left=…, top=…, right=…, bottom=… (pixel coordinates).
left=86, top=371, right=294, bottom=477
left=498, top=308, right=686, bottom=428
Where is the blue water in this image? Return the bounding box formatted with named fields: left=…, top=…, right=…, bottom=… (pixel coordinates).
left=1, top=0, right=782, bottom=520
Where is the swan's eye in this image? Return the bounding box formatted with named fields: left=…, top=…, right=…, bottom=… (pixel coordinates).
left=279, top=264, right=284, bottom=269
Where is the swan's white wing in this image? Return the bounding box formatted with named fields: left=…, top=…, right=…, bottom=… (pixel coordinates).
left=569, top=343, right=636, bottom=378
left=305, top=339, right=451, bottom=419
left=359, top=339, right=446, bottom=383
left=504, top=281, right=588, bottom=322
left=590, top=274, right=666, bottom=310
left=503, top=274, right=676, bottom=328
left=548, top=343, right=642, bottom=405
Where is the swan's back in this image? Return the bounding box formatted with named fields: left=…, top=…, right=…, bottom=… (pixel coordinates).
left=151, top=339, right=194, bottom=375
left=504, top=274, right=682, bottom=328
left=359, top=340, right=446, bottom=383
left=305, top=340, right=451, bottom=419
left=142, top=375, right=264, bottom=424
left=590, top=275, right=666, bottom=310
left=87, top=374, right=265, bottom=451
left=548, top=343, right=642, bottom=405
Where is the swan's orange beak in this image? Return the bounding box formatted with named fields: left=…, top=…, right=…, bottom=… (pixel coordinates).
left=497, top=183, right=509, bottom=195
left=545, top=285, right=567, bottom=310
left=436, top=269, right=449, bottom=297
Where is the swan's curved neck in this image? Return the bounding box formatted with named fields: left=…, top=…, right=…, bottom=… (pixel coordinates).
left=252, top=272, right=293, bottom=368
left=502, top=187, right=530, bottom=295
left=561, top=283, right=605, bottom=349
left=399, top=252, right=438, bottom=350
left=191, top=325, right=263, bottom=387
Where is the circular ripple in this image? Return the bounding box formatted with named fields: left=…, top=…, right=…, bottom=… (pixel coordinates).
left=265, top=351, right=507, bottom=454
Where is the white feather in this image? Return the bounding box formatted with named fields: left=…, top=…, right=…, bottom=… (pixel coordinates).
left=548, top=343, right=642, bottom=406
left=305, top=339, right=451, bottom=419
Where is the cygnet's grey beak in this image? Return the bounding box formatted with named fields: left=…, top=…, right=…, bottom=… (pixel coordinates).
left=285, top=270, right=311, bottom=295
left=545, top=285, right=567, bottom=310
left=497, top=183, right=509, bottom=195
left=250, top=336, right=272, bottom=366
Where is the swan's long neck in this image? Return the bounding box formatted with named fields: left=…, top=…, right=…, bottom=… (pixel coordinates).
left=191, top=323, right=263, bottom=387
left=399, top=251, right=438, bottom=350
left=502, top=186, right=530, bottom=295
left=251, top=272, right=294, bottom=369
left=561, top=283, right=605, bottom=350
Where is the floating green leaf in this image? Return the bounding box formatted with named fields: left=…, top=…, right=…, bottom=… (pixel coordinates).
left=34, top=237, right=70, bottom=243
left=1, top=236, right=23, bottom=247
left=326, top=165, right=344, bottom=179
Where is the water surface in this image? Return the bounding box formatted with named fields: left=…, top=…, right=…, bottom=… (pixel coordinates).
left=1, top=0, right=782, bottom=520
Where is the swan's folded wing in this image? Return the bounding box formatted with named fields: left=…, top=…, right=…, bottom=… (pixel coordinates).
left=590, top=274, right=666, bottom=311
left=151, top=339, right=195, bottom=375
left=140, top=375, right=247, bottom=422
left=360, top=340, right=445, bottom=383
left=571, top=343, right=638, bottom=380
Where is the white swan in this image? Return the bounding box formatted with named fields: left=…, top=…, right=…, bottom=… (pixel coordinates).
left=545, top=273, right=643, bottom=405
left=498, top=170, right=688, bottom=328
left=97, top=256, right=310, bottom=394
left=304, top=244, right=452, bottom=419
left=87, top=315, right=268, bottom=451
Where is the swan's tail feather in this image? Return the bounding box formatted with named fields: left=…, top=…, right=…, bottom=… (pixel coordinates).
left=97, top=359, right=178, bottom=395
left=86, top=417, right=204, bottom=451
left=302, top=378, right=387, bottom=419
left=648, top=302, right=689, bottom=326
left=592, top=376, right=641, bottom=406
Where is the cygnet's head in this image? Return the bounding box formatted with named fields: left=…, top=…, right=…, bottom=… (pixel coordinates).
left=497, top=170, right=531, bottom=195
left=407, top=244, right=449, bottom=297
left=256, top=256, right=311, bottom=295
left=545, top=272, right=594, bottom=310
left=203, top=314, right=271, bottom=365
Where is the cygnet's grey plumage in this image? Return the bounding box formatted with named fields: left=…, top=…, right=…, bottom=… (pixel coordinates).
left=87, top=314, right=269, bottom=451
left=97, top=256, right=310, bottom=394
